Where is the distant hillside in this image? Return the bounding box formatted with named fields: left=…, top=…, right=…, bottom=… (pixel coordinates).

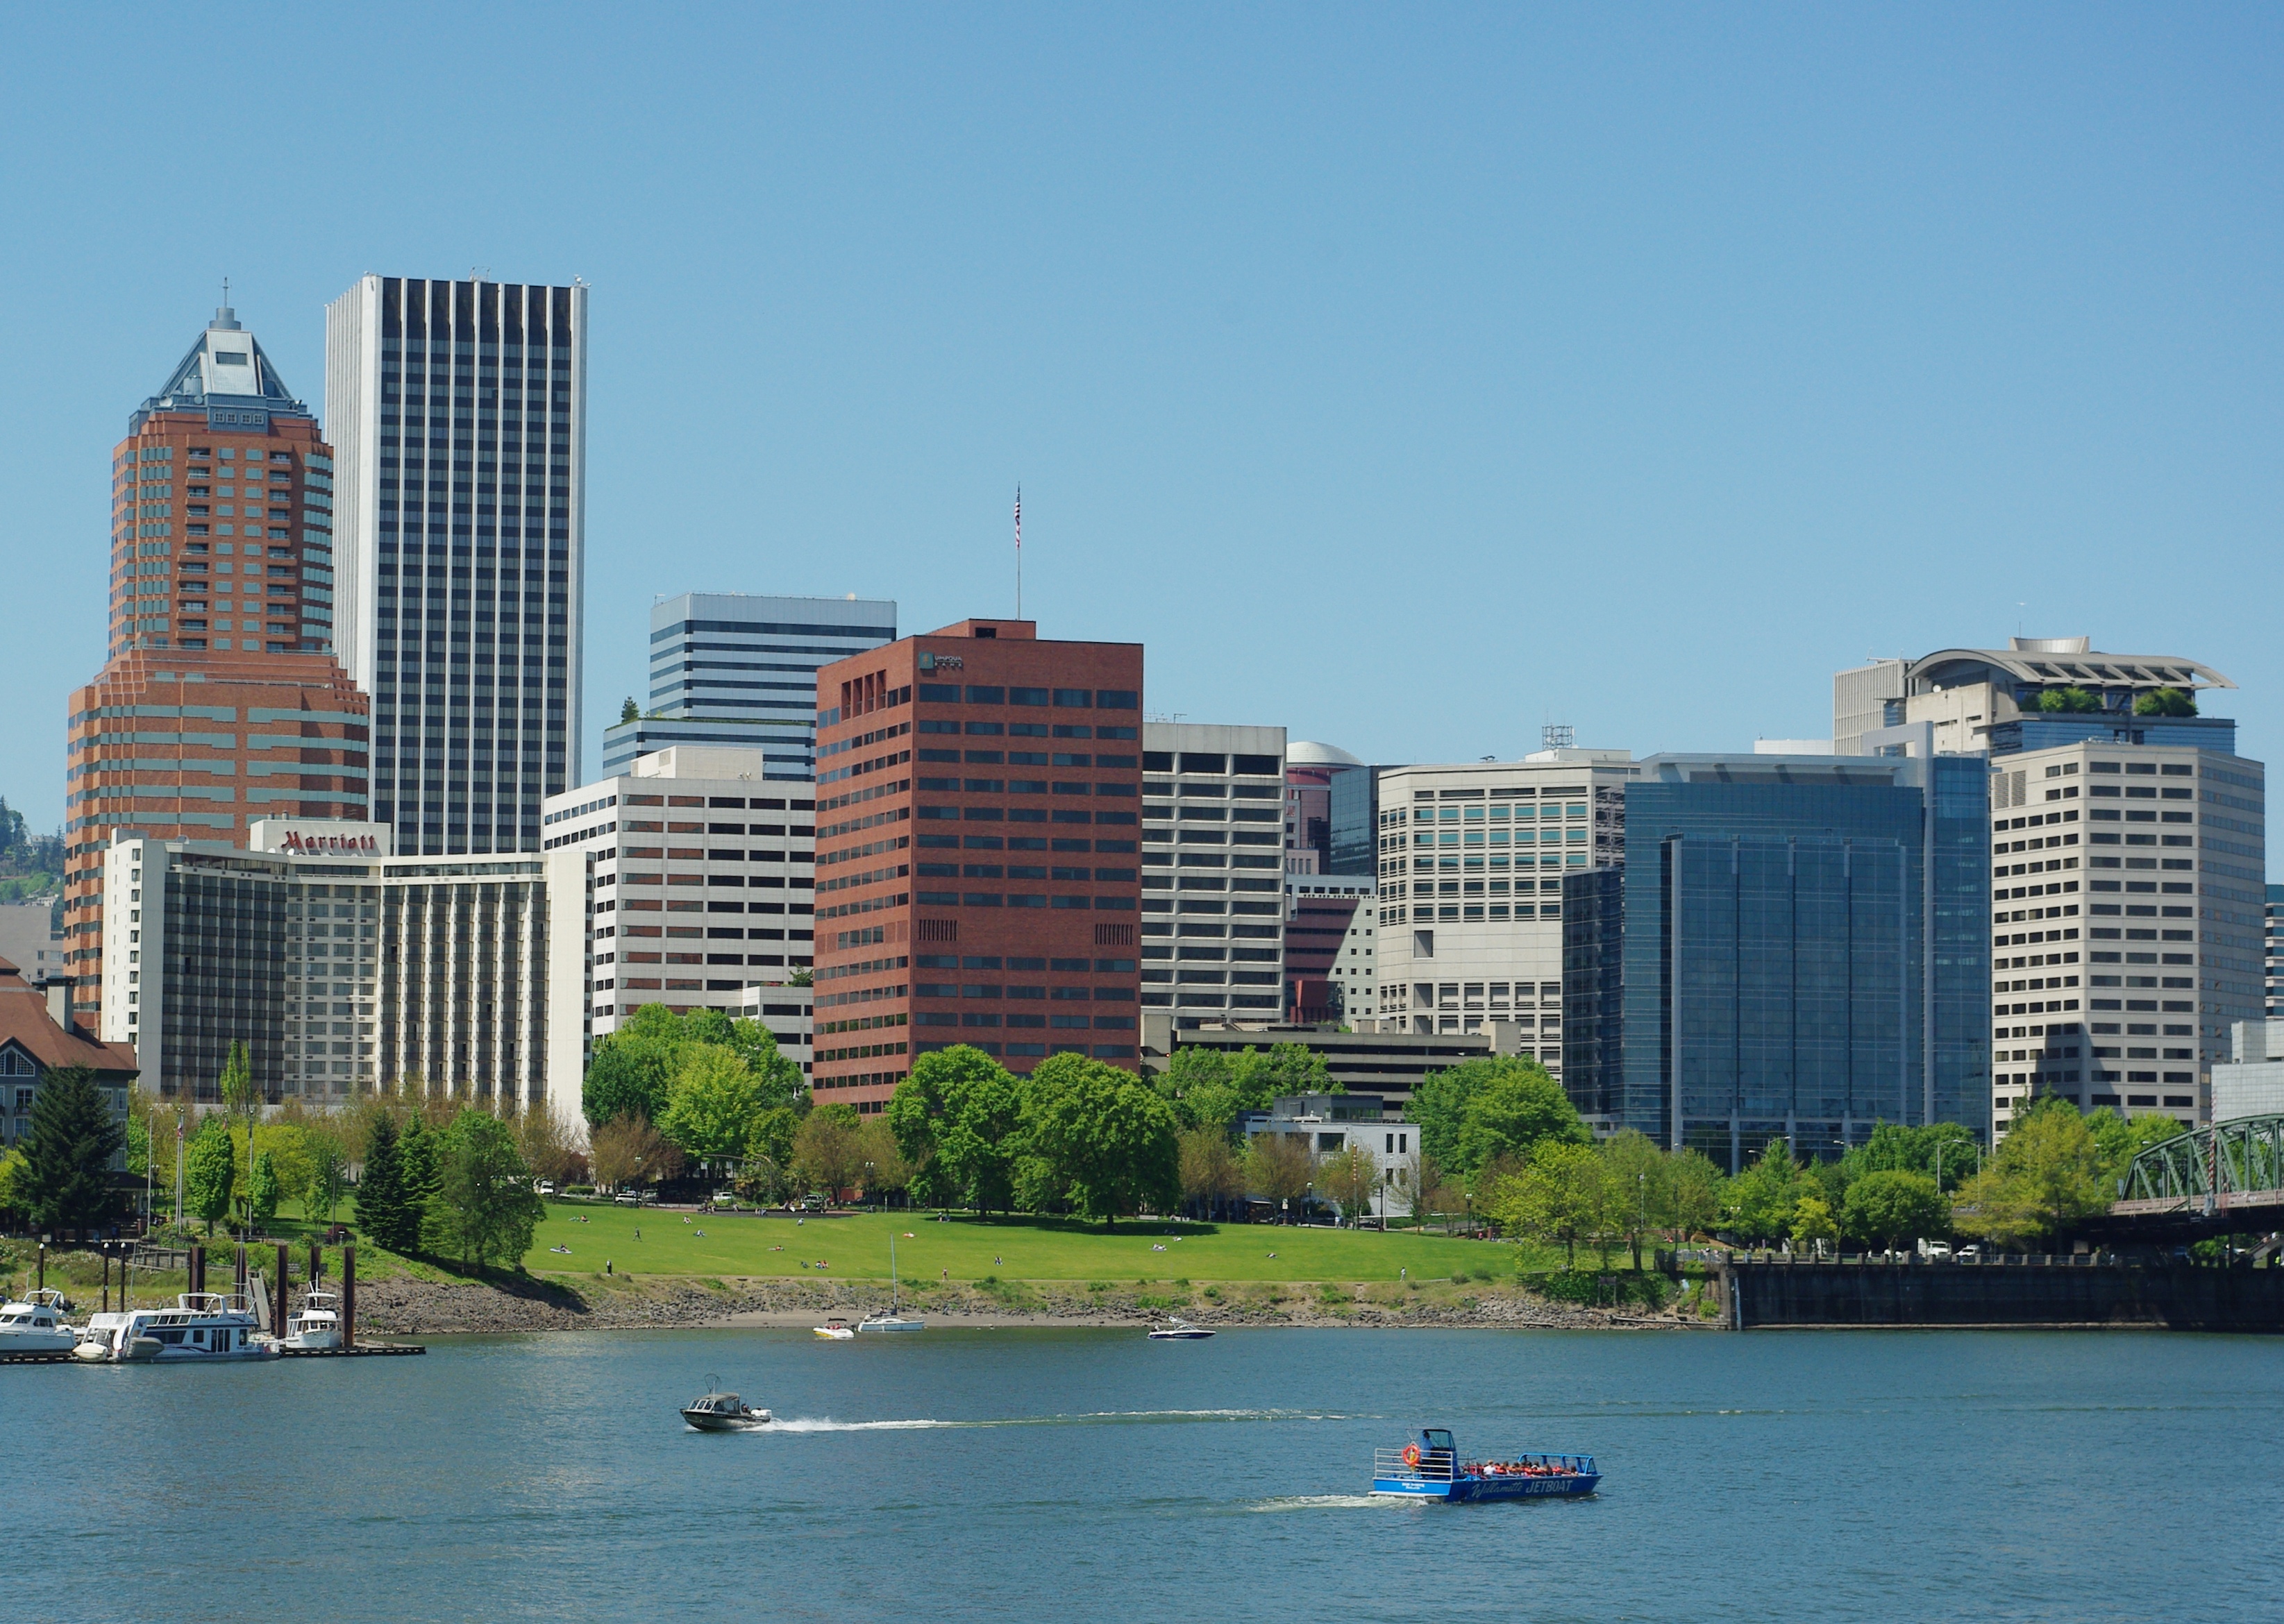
left=0, top=795, right=62, bottom=902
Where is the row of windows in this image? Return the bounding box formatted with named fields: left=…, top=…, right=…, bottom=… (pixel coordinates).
left=1139, top=752, right=1281, bottom=776
left=920, top=778, right=1135, bottom=796
left=919, top=865, right=1136, bottom=881
left=914, top=893, right=1134, bottom=910
left=913, top=836, right=1136, bottom=853
left=930, top=750, right=1135, bottom=768
left=1402, top=804, right=1588, bottom=823
left=915, top=720, right=1138, bottom=741
left=913, top=984, right=1133, bottom=1000
left=914, top=684, right=1136, bottom=709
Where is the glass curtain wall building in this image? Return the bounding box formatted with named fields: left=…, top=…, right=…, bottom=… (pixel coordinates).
left=1563, top=752, right=1990, bottom=1168
left=601, top=593, right=896, bottom=778
left=326, top=276, right=587, bottom=856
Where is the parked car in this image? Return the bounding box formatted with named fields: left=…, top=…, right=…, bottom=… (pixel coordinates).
left=535, top=1180, right=557, bottom=1196
left=711, top=1191, right=737, bottom=1209
left=1918, top=1240, right=1952, bottom=1262
left=614, top=1190, right=645, bottom=1207
left=1954, top=1244, right=1983, bottom=1262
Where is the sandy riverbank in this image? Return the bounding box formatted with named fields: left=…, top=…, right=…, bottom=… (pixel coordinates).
left=351, top=1274, right=1697, bottom=1336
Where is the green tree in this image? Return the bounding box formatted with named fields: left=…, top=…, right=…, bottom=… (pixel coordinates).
left=1954, top=1100, right=2107, bottom=1249
left=1840, top=1170, right=1947, bottom=1249
left=889, top=1046, right=1018, bottom=1208
left=308, top=1131, right=348, bottom=1223
left=217, top=1039, right=258, bottom=1221
left=1176, top=1124, right=1245, bottom=1217
left=1455, top=1060, right=1588, bottom=1172
left=432, top=1108, right=545, bottom=1270
left=1598, top=1129, right=1669, bottom=1268
left=246, top=1150, right=282, bottom=1226
left=1840, top=1121, right=1981, bottom=1194
left=580, top=1006, right=682, bottom=1128
left=0, top=1147, right=29, bottom=1226
left=619, top=695, right=640, bottom=725
left=354, top=1115, right=414, bottom=1251
left=398, top=1114, right=444, bottom=1253
left=185, top=1114, right=236, bottom=1236
left=1244, top=1130, right=1316, bottom=1215
left=2133, top=686, right=2196, bottom=718
left=22, top=1065, right=126, bottom=1231
left=1489, top=1139, right=1608, bottom=1268
left=1724, top=1140, right=1803, bottom=1244
left=1790, top=1194, right=1839, bottom=1250
left=1668, top=1149, right=1727, bottom=1240
left=1015, top=1054, right=1179, bottom=1226
left=2035, top=686, right=2104, bottom=714
left=657, top=1042, right=766, bottom=1160
left=792, top=1102, right=869, bottom=1198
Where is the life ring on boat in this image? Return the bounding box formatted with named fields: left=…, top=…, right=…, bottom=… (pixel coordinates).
left=1402, top=1444, right=1422, bottom=1468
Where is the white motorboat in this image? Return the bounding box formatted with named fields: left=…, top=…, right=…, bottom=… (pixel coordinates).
left=1147, top=1317, right=1216, bottom=1340
left=0, top=1288, right=79, bottom=1355
left=278, top=1289, right=342, bottom=1351
left=813, top=1317, right=855, bottom=1340
left=682, top=1376, right=773, bottom=1430
left=75, top=1292, right=280, bottom=1363
left=857, top=1232, right=925, bottom=1333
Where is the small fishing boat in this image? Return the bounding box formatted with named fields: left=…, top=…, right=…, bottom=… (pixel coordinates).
left=857, top=1233, right=925, bottom=1333
left=1146, top=1317, right=1215, bottom=1340
left=278, top=1289, right=343, bottom=1351
left=682, top=1376, right=773, bottom=1430
left=1371, top=1428, right=1600, bottom=1503
left=814, top=1317, right=855, bottom=1340
left=0, top=1288, right=79, bottom=1355
left=74, top=1292, right=280, bottom=1364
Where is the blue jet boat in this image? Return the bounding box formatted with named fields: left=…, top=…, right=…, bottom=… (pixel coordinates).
left=1371, top=1428, right=1601, bottom=1503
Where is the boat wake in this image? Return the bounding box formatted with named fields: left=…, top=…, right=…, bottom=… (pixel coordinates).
left=757, top=1408, right=1357, bottom=1435
left=1249, top=1494, right=1411, bottom=1512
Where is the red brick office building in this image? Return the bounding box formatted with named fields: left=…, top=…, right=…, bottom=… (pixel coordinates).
left=809, top=620, right=1145, bottom=1113
left=62, top=305, right=365, bottom=1022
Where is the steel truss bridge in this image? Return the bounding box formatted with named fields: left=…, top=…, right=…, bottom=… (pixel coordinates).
left=2108, top=1115, right=2284, bottom=1230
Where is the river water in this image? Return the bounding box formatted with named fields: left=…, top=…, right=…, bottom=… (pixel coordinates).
left=10, top=1326, right=2278, bottom=1622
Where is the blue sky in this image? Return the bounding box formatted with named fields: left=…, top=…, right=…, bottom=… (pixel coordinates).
left=1, top=6, right=2276, bottom=868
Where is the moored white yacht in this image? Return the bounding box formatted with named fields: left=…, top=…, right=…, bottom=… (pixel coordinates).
left=0, top=1288, right=79, bottom=1355
left=75, top=1292, right=279, bottom=1363
left=278, top=1289, right=342, bottom=1351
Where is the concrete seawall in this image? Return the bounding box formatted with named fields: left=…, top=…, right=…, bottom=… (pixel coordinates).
left=1720, top=1262, right=2284, bottom=1331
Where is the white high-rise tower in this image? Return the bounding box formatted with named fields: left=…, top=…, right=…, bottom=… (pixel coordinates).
left=326, top=276, right=587, bottom=855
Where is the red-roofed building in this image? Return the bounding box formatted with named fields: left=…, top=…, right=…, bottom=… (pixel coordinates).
left=0, top=956, right=140, bottom=1158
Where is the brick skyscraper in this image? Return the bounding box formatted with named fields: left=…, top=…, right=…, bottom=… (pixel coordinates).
left=809, top=620, right=1144, bottom=1114
left=63, top=305, right=368, bottom=1030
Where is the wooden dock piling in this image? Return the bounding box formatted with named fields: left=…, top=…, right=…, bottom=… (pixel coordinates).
left=342, top=1244, right=356, bottom=1351
left=276, top=1242, right=290, bottom=1334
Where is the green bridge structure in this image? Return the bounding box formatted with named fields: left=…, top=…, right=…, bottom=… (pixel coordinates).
left=2104, top=1115, right=2284, bottom=1237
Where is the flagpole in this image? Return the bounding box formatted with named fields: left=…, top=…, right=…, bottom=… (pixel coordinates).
left=1014, top=487, right=1022, bottom=620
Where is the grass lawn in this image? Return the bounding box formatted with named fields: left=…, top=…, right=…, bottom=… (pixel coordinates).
left=523, top=1205, right=1555, bottom=1285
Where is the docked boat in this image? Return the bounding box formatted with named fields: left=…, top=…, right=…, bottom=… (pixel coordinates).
left=0, top=1288, right=79, bottom=1355
left=857, top=1233, right=925, bottom=1333
left=1371, top=1428, right=1600, bottom=1503
left=814, top=1317, right=855, bottom=1340
left=74, top=1292, right=280, bottom=1364
left=278, top=1289, right=343, bottom=1351
left=682, top=1378, right=773, bottom=1430
left=1146, top=1317, right=1215, bottom=1340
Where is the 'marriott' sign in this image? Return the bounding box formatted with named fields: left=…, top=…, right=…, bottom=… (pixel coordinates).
left=278, top=831, right=381, bottom=856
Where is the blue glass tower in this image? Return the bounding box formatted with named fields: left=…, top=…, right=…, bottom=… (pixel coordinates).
left=1563, top=752, right=1990, bottom=1168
